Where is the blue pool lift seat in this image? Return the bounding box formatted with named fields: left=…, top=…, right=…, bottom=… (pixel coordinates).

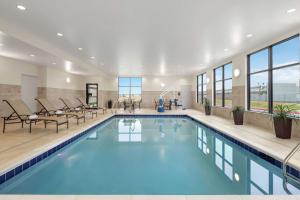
left=157, top=97, right=165, bottom=112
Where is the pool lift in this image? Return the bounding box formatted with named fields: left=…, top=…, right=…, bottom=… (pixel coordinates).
left=157, top=89, right=176, bottom=113
left=282, top=141, right=300, bottom=194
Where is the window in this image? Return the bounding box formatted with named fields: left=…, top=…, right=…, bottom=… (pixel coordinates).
left=197, top=73, right=207, bottom=104
left=214, top=63, right=232, bottom=107
left=248, top=35, right=300, bottom=115
left=118, top=77, right=142, bottom=99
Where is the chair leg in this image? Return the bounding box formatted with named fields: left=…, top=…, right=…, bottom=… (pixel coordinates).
left=67, top=120, right=69, bottom=129
left=29, top=121, right=32, bottom=133
left=3, top=119, right=5, bottom=133
left=56, top=122, right=58, bottom=133
left=22, top=121, right=24, bottom=128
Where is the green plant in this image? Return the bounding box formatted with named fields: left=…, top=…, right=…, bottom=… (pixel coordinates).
left=204, top=98, right=211, bottom=109
left=273, top=104, right=297, bottom=121
left=232, top=106, right=244, bottom=113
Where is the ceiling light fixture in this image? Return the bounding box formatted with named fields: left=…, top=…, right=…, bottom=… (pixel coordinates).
left=287, top=8, right=296, bottom=14
left=90, top=56, right=95, bottom=59
left=78, top=47, right=83, bottom=51
left=224, top=48, right=229, bottom=52
left=30, top=54, right=35, bottom=57
left=57, top=33, right=63, bottom=37
left=17, top=5, right=26, bottom=11
left=0, top=43, right=3, bottom=47
left=246, top=34, right=253, bottom=38
left=52, top=62, right=56, bottom=65
left=160, top=83, right=165, bottom=88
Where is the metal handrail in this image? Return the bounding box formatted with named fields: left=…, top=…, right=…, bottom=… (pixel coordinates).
left=282, top=141, right=300, bottom=194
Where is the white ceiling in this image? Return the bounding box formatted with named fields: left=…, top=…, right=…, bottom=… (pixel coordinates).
left=0, top=0, right=300, bottom=76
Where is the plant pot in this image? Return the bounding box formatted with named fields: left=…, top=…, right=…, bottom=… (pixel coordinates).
left=205, top=107, right=211, bottom=115
left=273, top=118, right=292, bottom=139
left=107, top=100, right=112, bottom=109
left=233, top=111, right=244, bottom=125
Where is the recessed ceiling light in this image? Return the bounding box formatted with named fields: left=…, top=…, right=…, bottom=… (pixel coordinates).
left=52, top=62, right=56, bottom=65
left=224, top=48, right=229, bottom=52
left=30, top=54, right=35, bottom=57
left=57, top=33, right=63, bottom=37
left=78, top=47, right=83, bottom=51
left=0, top=43, right=3, bottom=47
left=17, top=5, right=26, bottom=11
left=246, top=34, right=253, bottom=38
left=287, top=8, right=296, bottom=14
left=90, top=56, right=95, bottom=59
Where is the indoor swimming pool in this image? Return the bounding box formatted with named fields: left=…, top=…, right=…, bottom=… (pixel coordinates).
left=0, top=116, right=299, bottom=195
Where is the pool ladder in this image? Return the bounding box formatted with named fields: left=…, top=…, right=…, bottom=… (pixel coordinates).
left=282, top=141, right=300, bottom=194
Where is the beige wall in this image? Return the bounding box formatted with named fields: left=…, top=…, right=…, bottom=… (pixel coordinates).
left=0, top=55, right=41, bottom=85
left=0, top=56, right=89, bottom=116
left=192, top=27, right=300, bottom=137
left=84, top=75, right=193, bottom=108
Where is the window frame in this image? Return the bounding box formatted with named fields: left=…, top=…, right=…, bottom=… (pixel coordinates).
left=247, top=34, right=300, bottom=113
left=118, top=77, right=142, bottom=99
left=213, top=62, right=233, bottom=107
left=197, top=73, right=206, bottom=104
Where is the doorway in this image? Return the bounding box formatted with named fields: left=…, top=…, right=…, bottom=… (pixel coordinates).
left=21, top=74, right=38, bottom=112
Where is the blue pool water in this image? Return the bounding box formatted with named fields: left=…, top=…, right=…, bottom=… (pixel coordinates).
left=0, top=116, right=300, bottom=195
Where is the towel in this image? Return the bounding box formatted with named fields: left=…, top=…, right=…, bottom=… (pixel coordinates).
left=29, top=115, right=38, bottom=120
left=56, top=110, right=63, bottom=114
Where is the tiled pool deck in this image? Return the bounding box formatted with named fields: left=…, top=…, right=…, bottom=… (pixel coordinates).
left=0, top=109, right=300, bottom=199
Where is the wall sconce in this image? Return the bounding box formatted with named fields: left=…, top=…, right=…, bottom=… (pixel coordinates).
left=66, top=77, right=70, bottom=83
left=234, top=68, right=241, bottom=78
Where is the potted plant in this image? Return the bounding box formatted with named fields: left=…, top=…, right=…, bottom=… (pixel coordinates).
left=204, top=98, right=211, bottom=115
left=231, top=106, right=244, bottom=125
left=272, top=104, right=296, bottom=139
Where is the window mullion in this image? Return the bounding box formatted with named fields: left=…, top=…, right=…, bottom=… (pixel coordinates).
left=214, top=70, right=216, bottom=106
left=201, top=75, right=204, bottom=104
left=268, top=47, right=273, bottom=113
left=222, top=66, right=225, bottom=107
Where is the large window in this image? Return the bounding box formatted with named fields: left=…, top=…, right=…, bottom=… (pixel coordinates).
left=214, top=63, right=232, bottom=107
left=118, top=77, right=142, bottom=99
left=247, top=35, right=300, bottom=115
left=197, top=73, right=207, bottom=104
